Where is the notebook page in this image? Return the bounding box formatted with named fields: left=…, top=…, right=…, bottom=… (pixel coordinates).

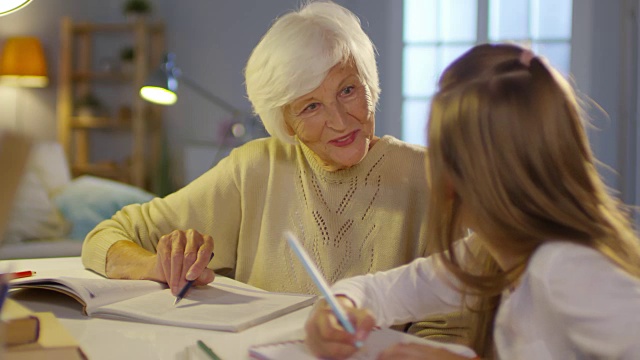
left=248, top=327, right=477, bottom=359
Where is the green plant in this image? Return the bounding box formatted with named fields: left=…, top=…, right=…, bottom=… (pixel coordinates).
left=123, top=0, right=152, bottom=15
left=120, top=47, right=135, bottom=62
left=76, top=93, right=102, bottom=109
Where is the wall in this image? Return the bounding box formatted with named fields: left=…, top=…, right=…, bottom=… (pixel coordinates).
left=571, top=0, right=640, bottom=217
left=571, top=1, right=622, bottom=191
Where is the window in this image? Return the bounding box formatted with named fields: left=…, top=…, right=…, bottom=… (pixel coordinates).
left=402, top=0, right=573, bottom=146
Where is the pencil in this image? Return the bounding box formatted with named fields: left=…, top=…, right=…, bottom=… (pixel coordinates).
left=285, top=231, right=363, bottom=348
left=173, top=252, right=214, bottom=306
left=173, top=279, right=195, bottom=306
left=197, top=340, right=222, bottom=360
left=3, top=270, right=36, bottom=279
left=0, top=282, right=8, bottom=310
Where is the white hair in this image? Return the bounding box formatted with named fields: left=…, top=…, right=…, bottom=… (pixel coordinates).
left=244, top=0, right=380, bottom=144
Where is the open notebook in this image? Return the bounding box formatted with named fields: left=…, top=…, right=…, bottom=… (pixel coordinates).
left=248, top=326, right=477, bottom=359
left=0, top=132, right=31, bottom=244
left=10, top=267, right=317, bottom=332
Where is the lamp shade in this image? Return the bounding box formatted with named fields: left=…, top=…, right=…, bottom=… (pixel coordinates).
left=140, top=67, right=178, bottom=105
left=0, top=37, right=48, bottom=87
left=0, top=0, right=33, bottom=17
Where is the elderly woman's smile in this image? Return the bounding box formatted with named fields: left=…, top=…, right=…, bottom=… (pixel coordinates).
left=329, top=130, right=359, bottom=147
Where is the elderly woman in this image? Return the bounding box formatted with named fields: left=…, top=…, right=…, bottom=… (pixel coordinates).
left=82, top=0, right=435, bottom=326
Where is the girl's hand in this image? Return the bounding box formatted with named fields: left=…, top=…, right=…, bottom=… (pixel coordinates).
left=379, top=343, right=474, bottom=360
left=153, top=229, right=215, bottom=295
left=304, top=296, right=376, bottom=359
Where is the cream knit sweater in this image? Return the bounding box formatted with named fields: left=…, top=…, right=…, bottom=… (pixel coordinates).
left=81, top=135, right=429, bottom=294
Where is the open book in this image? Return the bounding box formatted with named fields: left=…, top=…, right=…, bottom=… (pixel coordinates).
left=248, top=327, right=477, bottom=359
left=9, top=268, right=316, bottom=332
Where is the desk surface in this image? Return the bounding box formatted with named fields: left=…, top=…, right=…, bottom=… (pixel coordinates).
left=3, top=257, right=312, bottom=360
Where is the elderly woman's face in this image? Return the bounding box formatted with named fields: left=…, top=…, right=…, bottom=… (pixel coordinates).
left=284, top=62, right=375, bottom=171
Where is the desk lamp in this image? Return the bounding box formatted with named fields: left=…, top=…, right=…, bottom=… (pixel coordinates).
left=140, top=54, right=264, bottom=167
left=140, top=53, right=240, bottom=115
left=140, top=53, right=248, bottom=137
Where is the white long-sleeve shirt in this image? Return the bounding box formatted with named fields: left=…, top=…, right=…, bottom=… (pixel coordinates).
left=332, top=241, right=640, bottom=359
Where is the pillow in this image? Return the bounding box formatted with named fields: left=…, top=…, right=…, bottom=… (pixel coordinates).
left=3, top=169, right=70, bottom=243
left=28, top=141, right=71, bottom=195
left=53, top=175, right=155, bottom=241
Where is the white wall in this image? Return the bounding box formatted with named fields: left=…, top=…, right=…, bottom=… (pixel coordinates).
left=571, top=1, right=623, bottom=191
left=571, top=0, right=640, bottom=217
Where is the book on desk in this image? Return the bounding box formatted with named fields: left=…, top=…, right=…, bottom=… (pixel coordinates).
left=1, top=298, right=87, bottom=360
left=9, top=268, right=316, bottom=332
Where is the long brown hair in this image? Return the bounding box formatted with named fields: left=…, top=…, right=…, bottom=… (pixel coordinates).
left=426, top=43, right=640, bottom=357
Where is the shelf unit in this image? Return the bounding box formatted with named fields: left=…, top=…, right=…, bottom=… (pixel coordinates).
left=56, top=17, right=165, bottom=190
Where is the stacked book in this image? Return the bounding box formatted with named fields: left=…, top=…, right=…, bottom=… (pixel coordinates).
left=1, top=298, right=87, bottom=359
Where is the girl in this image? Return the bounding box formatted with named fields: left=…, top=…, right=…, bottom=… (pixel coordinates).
left=304, top=43, right=640, bottom=360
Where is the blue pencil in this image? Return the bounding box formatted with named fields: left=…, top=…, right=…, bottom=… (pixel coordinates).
left=285, top=231, right=362, bottom=348
left=173, top=252, right=215, bottom=306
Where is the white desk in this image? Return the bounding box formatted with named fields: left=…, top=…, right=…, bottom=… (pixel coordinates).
left=3, top=257, right=312, bottom=360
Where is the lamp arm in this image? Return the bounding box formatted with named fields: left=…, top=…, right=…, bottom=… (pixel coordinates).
left=178, top=74, right=241, bottom=116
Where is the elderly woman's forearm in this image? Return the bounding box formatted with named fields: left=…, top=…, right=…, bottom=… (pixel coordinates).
left=105, top=240, right=157, bottom=280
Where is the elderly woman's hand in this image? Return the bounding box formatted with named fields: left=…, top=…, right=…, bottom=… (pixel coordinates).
left=104, top=229, right=215, bottom=294
left=154, top=229, right=215, bottom=295
left=304, top=296, right=376, bottom=360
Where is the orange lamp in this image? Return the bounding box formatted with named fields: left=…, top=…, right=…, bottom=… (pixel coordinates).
left=0, top=37, right=48, bottom=87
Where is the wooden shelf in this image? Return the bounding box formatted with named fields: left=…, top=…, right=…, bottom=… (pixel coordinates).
left=72, top=162, right=130, bottom=180
left=70, top=116, right=131, bottom=130
left=72, top=22, right=164, bottom=34
left=57, top=16, right=166, bottom=192
left=72, top=71, right=132, bottom=82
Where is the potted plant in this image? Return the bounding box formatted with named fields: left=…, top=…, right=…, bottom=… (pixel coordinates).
left=123, top=0, right=152, bottom=21
left=119, top=46, right=135, bottom=73
left=75, top=93, right=103, bottom=117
